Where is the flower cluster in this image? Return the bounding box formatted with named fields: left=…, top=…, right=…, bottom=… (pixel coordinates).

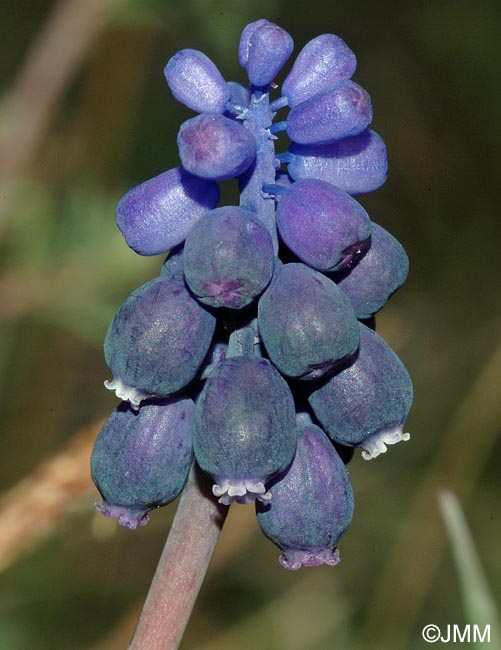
left=91, top=19, right=413, bottom=570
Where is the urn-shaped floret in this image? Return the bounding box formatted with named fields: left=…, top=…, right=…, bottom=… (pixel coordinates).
left=104, top=276, right=216, bottom=408
left=177, top=113, right=256, bottom=181
left=116, top=167, right=220, bottom=255
left=258, top=263, right=359, bottom=379
left=256, top=418, right=354, bottom=569
left=164, top=49, right=230, bottom=113
left=282, top=34, right=357, bottom=107
left=332, top=221, right=409, bottom=318
left=309, top=323, right=413, bottom=459
left=193, top=356, right=297, bottom=504
left=91, top=397, right=194, bottom=529
left=183, top=206, right=275, bottom=309
left=276, top=179, right=372, bottom=272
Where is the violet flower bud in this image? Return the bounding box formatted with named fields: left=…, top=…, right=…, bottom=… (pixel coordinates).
left=309, top=323, right=413, bottom=459
left=193, top=356, right=297, bottom=504
left=91, top=397, right=194, bottom=529
left=256, top=417, right=354, bottom=569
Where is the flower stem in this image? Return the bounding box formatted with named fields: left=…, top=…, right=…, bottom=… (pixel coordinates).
left=129, top=463, right=229, bottom=650
left=239, top=88, right=279, bottom=253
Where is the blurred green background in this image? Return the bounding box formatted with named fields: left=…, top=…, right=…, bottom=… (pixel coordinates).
left=1, top=1, right=499, bottom=649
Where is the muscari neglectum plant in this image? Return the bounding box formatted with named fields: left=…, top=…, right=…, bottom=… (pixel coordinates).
left=91, top=18, right=413, bottom=648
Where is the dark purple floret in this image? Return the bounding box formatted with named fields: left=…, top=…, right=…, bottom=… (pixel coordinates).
left=308, top=323, right=413, bottom=459
left=104, top=275, right=216, bottom=408
left=91, top=398, right=194, bottom=529
left=116, top=167, right=220, bottom=255
left=183, top=206, right=274, bottom=309
left=177, top=113, right=256, bottom=180
left=258, top=263, right=359, bottom=380
left=256, top=418, right=354, bottom=569
left=331, top=221, right=409, bottom=318
left=275, top=178, right=372, bottom=272
left=192, top=355, right=297, bottom=504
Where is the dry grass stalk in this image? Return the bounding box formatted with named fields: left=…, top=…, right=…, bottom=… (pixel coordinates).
left=0, top=419, right=103, bottom=572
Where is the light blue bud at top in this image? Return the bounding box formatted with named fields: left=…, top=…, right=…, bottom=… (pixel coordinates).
left=256, top=418, right=354, bottom=570
left=276, top=179, right=372, bottom=272
left=164, top=49, right=230, bottom=113
left=282, top=34, right=357, bottom=107
left=193, top=356, right=297, bottom=505
left=238, top=19, right=271, bottom=66
left=116, top=167, right=220, bottom=256
left=332, top=222, right=409, bottom=318
left=308, top=323, right=413, bottom=460
left=104, top=275, right=216, bottom=408
left=287, top=129, right=388, bottom=195
left=91, top=397, right=194, bottom=529
left=241, top=22, right=294, bottom=87
left=287, top=80, right=373, bottom=145
left=183, top=206, right=274, bottom=309
left=258, top=263, right=359, bottom=380
left=177, top=113, right=256, bottom=180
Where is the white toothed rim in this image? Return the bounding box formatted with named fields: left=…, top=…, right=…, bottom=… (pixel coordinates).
left=104, top=377, right=152, bottom=410
left=360, top=426, right=410, bottom=461
left=212, top=479, right=272, bottom=505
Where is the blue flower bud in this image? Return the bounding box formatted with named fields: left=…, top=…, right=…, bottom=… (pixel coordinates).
left=225, top=81, right=252, bottom=115
left=238, top=19, right=271, bottom=67
left=104, top=275, right=216, bottom=408
left=183, top=206, right=274, bottom=309
left=282, top=34, right=357, bottom=107
left=91, top=397, right=194, bottom=529
left=160, top=244, right=184, bottom=278
left=258, top=263, right=359, bottom=380
left=256, top=417, right=354, bottom=569
left=331, top=222, right=409, bottom=318
left=308, top=323, right=413, bottom=459
left=287, top=80, right=373, bottom=144
left=164, top=49, right=230, bottom=113
left=241, top=22, right=294, bottom=87
left=276, top=178, right=372, bottom=272
left=177, top=113, right=256, bottom=180
left=286, top=129, right=388, bottom=194
left=199, top=340, right=228, bottom=380
left=116, top=167, right=220, bottom=255
left=193, top=356, right=297, bottom=504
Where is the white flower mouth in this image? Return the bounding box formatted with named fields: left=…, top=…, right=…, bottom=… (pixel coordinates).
left=212, top=479, right=272, bottom=505
left=360, top=426, right=410, bottom=461
left=104, top=376, right=152, bottom=410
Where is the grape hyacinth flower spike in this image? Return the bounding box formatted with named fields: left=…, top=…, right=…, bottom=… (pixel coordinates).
left=91, top=18, right=413, bottom=648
